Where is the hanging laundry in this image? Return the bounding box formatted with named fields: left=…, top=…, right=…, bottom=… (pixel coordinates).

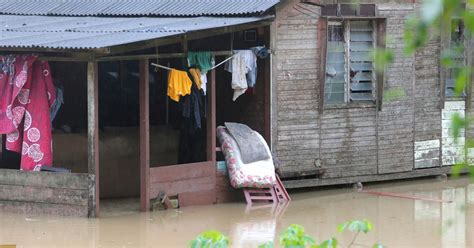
left=50, top=81, right=64, bottom=122
left=187, top=51, right=214, bottom=74
left=167, top=69, right=192, bottom=102
left=0, top=55, right=56, bottom=171
left=178, top=73, right=206, bottom=164
left=251, top=46, right=271, bottom=59
left=200, top=73, right=208, bottom=95
left=225, top=50, right=257, bottom=100
left=188, top=68, right=202, bottom=90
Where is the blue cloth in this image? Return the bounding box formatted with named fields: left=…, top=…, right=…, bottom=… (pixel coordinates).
left=50, top=84, right=63, bottom=122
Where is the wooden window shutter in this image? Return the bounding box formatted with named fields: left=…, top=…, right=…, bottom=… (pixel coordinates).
left=349, top=20, right=375, bottom=102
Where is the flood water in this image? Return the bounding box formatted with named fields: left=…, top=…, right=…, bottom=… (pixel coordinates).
left=0, top=177, right=473, bottom=248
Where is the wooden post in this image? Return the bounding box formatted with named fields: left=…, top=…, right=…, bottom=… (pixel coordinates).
left=87, top=61, right=99, bottom=218
left=264, top=48, right=271, bottom=146
left=207, top=70, right=217, bottom=163
left=139, top=59, right=150, bottom=212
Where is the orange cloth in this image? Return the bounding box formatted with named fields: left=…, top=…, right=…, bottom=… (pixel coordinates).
left=167, top=69, right=192, bottom=102
left=188, top=68, right=202, bottom=89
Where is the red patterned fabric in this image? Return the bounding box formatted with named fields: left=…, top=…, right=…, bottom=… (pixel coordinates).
left=0, top=55, right=56, bottom=171
left=217, top=126, right=276, bottom=188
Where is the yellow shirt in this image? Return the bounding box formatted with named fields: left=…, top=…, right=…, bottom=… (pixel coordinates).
left=167, top=69, right=192, bottom=102
left=188, top=68, right=202, bottom=89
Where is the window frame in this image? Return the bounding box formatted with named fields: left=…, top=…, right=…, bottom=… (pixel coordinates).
left=442, top=19, right=467, bottom=102
left=319, top=16, right=387, bottom=111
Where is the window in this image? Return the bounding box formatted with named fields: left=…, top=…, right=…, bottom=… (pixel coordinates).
left=445, top=20, right=465, bottom=98
left=324, top=20, right=376, bottom=105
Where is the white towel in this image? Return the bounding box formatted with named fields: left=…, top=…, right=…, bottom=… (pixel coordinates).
left=226, top=51, right=256, bottom=101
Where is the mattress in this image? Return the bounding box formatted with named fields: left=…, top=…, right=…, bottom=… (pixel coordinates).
left=217, top=126, right=276, bottom=188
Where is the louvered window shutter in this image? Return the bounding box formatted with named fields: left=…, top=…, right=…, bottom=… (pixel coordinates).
left=349, top=21, right=375, bottom=101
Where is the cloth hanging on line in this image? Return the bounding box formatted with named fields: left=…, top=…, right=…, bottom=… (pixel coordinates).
left=200, top=73, right=208, bottom=95
left=0, top=55, right=56, bottom=171
left=225, top=50, right=257, bottom=101
left=188, top=68, right=202, bottom=90
left=167, top=69, right=192, bottom=102
left=50, top=81, right=64, bottom=122
left=178, top=72, right=206, bottom=164
left=187, top=51, right=214, bottom=74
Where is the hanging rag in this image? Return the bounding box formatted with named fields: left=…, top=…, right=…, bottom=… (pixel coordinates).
left=200, top=73, right=208, bottom=95
left=188, top=68, right=202, bottom=90
left=0, top=55, right=56, bottom=171
left=167, top=69, right=192, bottom=102
left=187, top=51, right=214, bottom=74
left=50, top=82, right=64, bottom=122
left=225, top=50, right=257, bottom=100
left=251, top=46, right=271, bottom=59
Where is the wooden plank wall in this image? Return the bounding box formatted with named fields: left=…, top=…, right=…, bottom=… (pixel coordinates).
left=272, top=1, right=465, bottom=181
left=0, top=169, right=93, bottom=217
left=273, top=0, right=322, bottom=175
left=149, top=161, right=216, bottom=207
left=376, top=4, right=416, bottom=174
left=412, top=1, right=442, bottom=169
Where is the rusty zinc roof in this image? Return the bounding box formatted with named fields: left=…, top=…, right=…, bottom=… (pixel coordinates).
left=0, top=0, right=279, bottom=17
left=0, top=15, right=272, bottom=50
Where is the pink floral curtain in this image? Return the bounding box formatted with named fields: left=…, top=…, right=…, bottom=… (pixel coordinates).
left=0, top=55, right=56, bottom=171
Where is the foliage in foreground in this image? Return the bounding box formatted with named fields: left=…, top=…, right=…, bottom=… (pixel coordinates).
left=190, top=220, right=384, bottom=248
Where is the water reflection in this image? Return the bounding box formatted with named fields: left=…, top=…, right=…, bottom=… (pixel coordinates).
left=0, top=178, right=472, bottom=247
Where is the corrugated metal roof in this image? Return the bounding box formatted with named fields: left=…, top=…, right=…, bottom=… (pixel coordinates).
left=0, top=15, right=271, bottom=50
left=0, top=0, right=279, bottom=17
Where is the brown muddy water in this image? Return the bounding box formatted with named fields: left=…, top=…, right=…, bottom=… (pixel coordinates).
left=0, top=177, right=473, bottom=248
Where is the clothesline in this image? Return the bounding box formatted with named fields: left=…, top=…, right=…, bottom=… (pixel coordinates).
left=150, top=54, right=234, bottom=71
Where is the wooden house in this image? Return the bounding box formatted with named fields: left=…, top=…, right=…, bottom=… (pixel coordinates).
left=0, top=0, right=471, bottom=217
left=272, top=0, right=473, bottom=188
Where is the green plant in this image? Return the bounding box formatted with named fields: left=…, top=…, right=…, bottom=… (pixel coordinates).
left=337, top=220, right=376, bottom=248
left=190, top=230, right=230, bottom=248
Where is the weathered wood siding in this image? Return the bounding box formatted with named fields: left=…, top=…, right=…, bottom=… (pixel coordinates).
left=149, top=161, right=216, bottom=207
left=273, top=0, right=462, bottom=185
left=442, top=101, right=466, bottom=165
left=273, top=0, right=321, bottom=175
left=412, top=1, right=442, bottom=169
left=376, top=4, right=415, bottom=174
left=0, top=169, right=93, bottom=217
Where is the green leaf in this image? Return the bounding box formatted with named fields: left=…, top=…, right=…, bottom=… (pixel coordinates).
left=190, top=230, right=230, bottom=248
left=337, top=223, right=347, bottom=233
left=450, top=113, right=466, bottom=139
left=452, top=163, right=466, bottom=177
left=371, top=48, right=394, bottom=73
left=319, top=238, right=338, bottom=248
left=372, top=244, right=385, bottom=248
left=454, top=67, right=470, bottom=97
left=259, top=242, right=275, bottom=248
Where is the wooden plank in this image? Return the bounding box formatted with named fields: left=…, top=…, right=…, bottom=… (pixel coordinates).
left=0, top=185, right=88, bottom=206
left=207, top=69, right=217, bottom=163
left=283, top=166, right=453, bottom=188
left=139, top=59, right=150, bottom=212
left=0, top=169, right=89, bottom=189
left=264, top=32, right=271, bottom=145
left=150, top=176, right=215, bottom=197
left=150, top=161, right=214, bottom=183
left=178, top=189, right=216, bottom=207
left=318, top=18, right=327, bottom=111
left=87, top=61, right=99, bottom=218
left=0, top=200, right=88, bottom=217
